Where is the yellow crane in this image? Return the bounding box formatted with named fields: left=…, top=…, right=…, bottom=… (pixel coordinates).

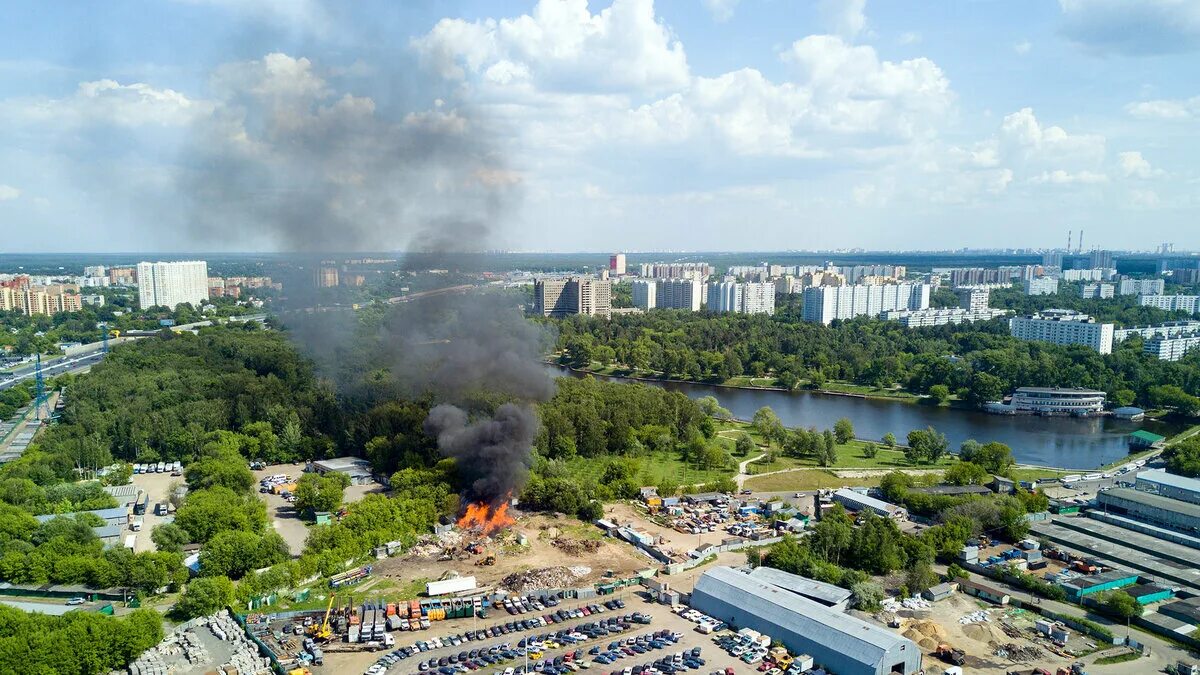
left=308, top=593, right=336, bottom=640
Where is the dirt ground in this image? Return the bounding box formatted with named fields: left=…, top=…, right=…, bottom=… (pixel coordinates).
left=373, top=510, right=653, bottom=595
left=604, top=502, right=733, bottom=555
left=129, top=470, right=182, bottom=552
left=252, top=463, right=385, bottom=556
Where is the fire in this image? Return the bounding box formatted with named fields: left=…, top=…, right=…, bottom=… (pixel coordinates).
left=458, top=499, right=515, bottom=535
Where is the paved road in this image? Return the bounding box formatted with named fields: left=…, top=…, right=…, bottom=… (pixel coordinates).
left=0, top=349, right=107, bottom=392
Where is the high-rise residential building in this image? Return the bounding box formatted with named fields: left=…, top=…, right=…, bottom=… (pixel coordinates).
left=708, top=281, right=740, bottom=313
left=801, top=283, right=930, bottom=324
left=631, top=279, right=657, bottom=310
left=136, top=260, right=209, bottom=309
left=741, top=282, right=776, bottom=315
left=1117, top=278, right=1165, bottom=296
left=704, top=281, right=775, bottom=315
left=637, top=262, right=713, bottom=279
left=955, top=287, right=991, bottom=311
left=1061, top=268, right=1115, bottom=282
left=1144, top=331, right=1200, bottom=361
left=108, top=267, right=136, bottom=286
left=1089, top=250, right=1115, bottom=270
left=533, top=276, right=611, bottom=317
left=657, top=277, right=703, bottom=311
left=1170, top=268, right=1200, bottom=285
left=1080, top=283, right=1114, bottom=299
left=315, top=267, right=339, bottom=288
left=1139, top=295, right=1200, bottom=313
left=81, top=294, right=105, bottom=307
left=83, top=265, right=106, bottom=278
left=1024, top=276, right=1059, bottom=296
left=1042, top=251, right=1063, bottom=268
left=1113, top=321, right=1200, bottom=343
left=949, top=268, right=1010, bottom=286
left=1009, top=309, right=1114, bottom=354
left=0, top=285, right=83, bottom=316
left=882, top=307, right=1008, bottom=327
left=842, top=265, right=906, bottom=284
left=609, top=253, right=626, bottom=275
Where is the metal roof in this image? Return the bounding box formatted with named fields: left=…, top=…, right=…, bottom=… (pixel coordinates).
left=312, top=456, right=373, bottom=477
left=1013, top=387, right=1106, bottom=395
left=693, top=567, right=913, bottom=664
left=1100, top=488, right=1200, bottom=520
left=748, top=566, right=852, bottom=607
left=832, top=488, right=903, bottom=514
left=1128, top=430, right=1166, bottom=443
left=34, top=506, right=128, bottom=523
left=1136, top=469, right=1200, bottom=495
left=1063, top=569, right=1138, bottom=591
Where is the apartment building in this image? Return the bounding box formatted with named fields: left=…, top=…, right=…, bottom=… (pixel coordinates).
left=609, top=253, right=626, bottom=275
left=1144, top=332, right=1200, bottom=362
left=1139, top=295, right=1200, bottom=314
left=137, top=260, right=210, bottom=309
left=533, top=276, right=612, bottom=317
left=657, top=276, right=704, bottom=311
left=1080, top=283, right=1114, bottom=299
left=707, top=281, right=775, bottom=315
left=1024, top=276, right=1060, bottom=296
left=0, top=285, right=84, bottom=316
left=1062, top=268, right=1116, bottom=282
left=1117, top=278, right=1165, bottom=296
left=882, top=307, right=1008, bottom=327
left=1009, top=309, right=1114, bottom=354
left=801, top=283, right=930, bottom=324
left=1114, top=321, right=1200, bottom=343
left=956, top=287, right=991, bottom=311
left=631, top=279, right=656, bottom=311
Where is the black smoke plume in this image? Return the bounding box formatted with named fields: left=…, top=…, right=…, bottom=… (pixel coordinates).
left=424, top=403, right=540, bottom=506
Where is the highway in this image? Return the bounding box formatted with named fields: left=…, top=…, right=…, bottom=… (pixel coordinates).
left=0, top=348, right=108, bottom=392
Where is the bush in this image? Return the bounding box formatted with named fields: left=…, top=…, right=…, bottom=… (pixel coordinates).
left=175, top=576, right=235, bottom=619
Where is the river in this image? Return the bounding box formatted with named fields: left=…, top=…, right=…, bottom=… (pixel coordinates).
left=547, top=366, right=1184, bottom=469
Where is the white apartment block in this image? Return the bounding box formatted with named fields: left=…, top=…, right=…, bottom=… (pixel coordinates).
left=882, top=307, right=1008, bottom=327
left=1114, top=321, right=1200, bottom=343
left=1080, top=283, right=1114, bottom=299
left=741, top=282, right=776, bottom=315
left=1061, top=268, right=1116, bottom=282
left=1139, top=295, right=1200, bottom=313
left=533, top=276, right=612, bottom=317
left=1024, top=276, right=1060, bottom=296
left=708, top=281, right=740, bottom=313
left=1144, top=332, right=1200, bottom=361
left=638, top=262, right=713, bottom=279
left=801, top=283, right=930, bottom=324
left=631, top=279, right=656, bottom=311
left=709, top=281, right=775, bottom=315
left=955, top=287, right=991, bottom=311
left=1009, top=309, right=1114, bottom=354
left=136, top=260, right=209, bottom=309
left=657, top=277, right=703, bottom=311
left=1117, top=278, right=1165, bottom=296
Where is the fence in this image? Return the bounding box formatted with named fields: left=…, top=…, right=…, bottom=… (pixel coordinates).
left=663, top=536, right=783, bottom=575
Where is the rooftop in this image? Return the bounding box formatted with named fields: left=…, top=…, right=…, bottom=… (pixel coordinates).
left=311, top=456, right=373, bottom=476
left=1063, top=569, right=1139, bottom=591
left=34, top=506, right=128, bottom=523
left=1014, top=387, right=1107, bottom=396
left=1100, top=487, right=1200, bottom=520
left=1124, top=583, right=1169, bottom=599
left=1136, top=469, right=1200, bottom=495
left=747, top=566, right=853, bottom=607
left=957, top=578, right=1008, bottom=597
left=910, top=485, right=992, bottom=496
left=1128, top=430, right=1166, bottom=443
left=832, top=488, right=904, bottom=514
left=694, top=567, right=914, bottom=664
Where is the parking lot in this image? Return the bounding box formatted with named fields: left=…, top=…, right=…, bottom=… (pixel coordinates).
left=129, top=469, right=183, bottom=552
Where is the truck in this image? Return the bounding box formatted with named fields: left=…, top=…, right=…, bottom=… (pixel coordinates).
left=935, top=644, right=965, bottom=666
left=130, top=517, right=143, bottom=532
left=427, top=576, right=477, bottom=597
left=133, top=494, right=149, bottom=515
left=155, top=502, right=168, bottom=516
left=124, top=534, right=137, bottom=550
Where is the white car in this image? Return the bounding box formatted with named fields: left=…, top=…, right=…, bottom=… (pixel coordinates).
left=66, top=597, right=85, bottom=605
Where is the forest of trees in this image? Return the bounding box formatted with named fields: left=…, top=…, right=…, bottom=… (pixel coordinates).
left=549, top=292, right=1200, bottom=413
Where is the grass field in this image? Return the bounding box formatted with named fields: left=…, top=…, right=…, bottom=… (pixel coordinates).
left=742, top=470, right=884, bottom=492
left=561, top=449, right=735, bottom=487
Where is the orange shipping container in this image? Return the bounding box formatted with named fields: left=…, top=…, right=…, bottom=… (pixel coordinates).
left=273, top=483, right=297, bottom=495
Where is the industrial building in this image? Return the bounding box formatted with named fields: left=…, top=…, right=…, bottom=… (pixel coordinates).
left=1061, top=570, right=1140, bottom=601
left=34, top=506, right=128, bottom=528
left=831, top=488, right=907, bottom=520
left=747, top=566, right=852, bottom=611
left=956, top=578, right=1010, bottom=605
left=308, top=457, right=375, bottom=485
left=1136, top=469, right=1200, bottom=506
left=1009, top=310, right=1114, bottom=354
left=1097, top=488, right=1200, bottom=536
left=691, top=567, right=921, bottom=675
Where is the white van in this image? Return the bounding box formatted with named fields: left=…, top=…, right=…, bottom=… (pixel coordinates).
left=1061, top=475, right=1082, bottom=484
left=1084, top=473, right=1103, bottom=481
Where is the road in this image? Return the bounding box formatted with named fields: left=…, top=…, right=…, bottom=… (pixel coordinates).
left=0, top=337, right=137, bottom=392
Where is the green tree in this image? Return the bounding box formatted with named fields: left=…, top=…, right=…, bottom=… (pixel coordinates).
left=1102, top=591, right=1141, bottom=623
left=697, top=396, right=732, bottom=420
left=1149, top=385, right=1200, bottom=415
left=151, top=522, right=190, bottom=553
left=833, top=418, right=855, bottom=444
left=862, top=443, right=879, bottom=459
left=752, top=407, right=785, bottom=448
left=882, top=432, right=897, bottom=448
left=734, top=434, right=756, bottom=457
left=928, top=384, right=950, bottom=405
left=905, top=561, right=938, bottom=595
left=294, top=472, right=350, bottom=515
left=850, top=581, right=885, bottom=612
left=943, top=461, right=990, bottom=486
left=1111, top=389, right=1136, bottom=408
left=174, top=487, right=267, bottom=543
left=960, top=441, right=1015, bottom=475
left=1165, top=437, right=1200, bottom=477
left=184, top=442, right=254, bottom=494
left=174, top=576, right=235, bottom=619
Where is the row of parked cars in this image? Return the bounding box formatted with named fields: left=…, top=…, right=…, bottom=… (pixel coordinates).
left=673, top=608, right=726, bottom=635
left=591, top=632, right=700, bottom=673
left=369, top=610, right=651, bottom=675
left=133, top=461, right=181, bottom=475
left=504, top=594, right=562, bottom=614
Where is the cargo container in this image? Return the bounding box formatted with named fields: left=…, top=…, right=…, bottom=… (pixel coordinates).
left=273, top=482, right=297, bottom=495
left=426, top=576, right=477, bottom=596
left=124, top=534, right=136, bottom=550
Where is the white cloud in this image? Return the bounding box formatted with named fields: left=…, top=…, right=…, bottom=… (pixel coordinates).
left=1014, top=40, right=1032, bottom=55
left=1058, top=0, right=1200, bottom=55
left=1125, top=96, right=1200, bottom=119
left=998, top=107, right=1105, bottom=165
left=898, top=32, right=921, bottom=45
left=2, top=79, right=213, bottom=128
left=1117, top=151, right=1161, bottom=178
left=819, top=0, right=868, bottom=39
left=703, top=0, right=740, bottom=23
left=1130, top=189, right=1160, bottom=207
left=1029, top=169, right=1109, bottom=184
left=411, top=0, right=690, bottom=94
left=0, top=184, right=19, bottom=201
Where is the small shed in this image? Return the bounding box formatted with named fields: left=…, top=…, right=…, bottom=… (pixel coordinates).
left=958, top=578, right=1011, bottom=605
left=923, top=582, right=956, bottom=602
left=314, top=511, right=332, bottom=525
left=1128, top=430, right=1166, bottom=450
left=992, top=475, right=1016, bottom=494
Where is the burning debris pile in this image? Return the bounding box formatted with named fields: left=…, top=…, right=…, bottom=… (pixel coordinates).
left=500, top=566, right=592, bottom=592
left=458, top=501, right=516, bottom=535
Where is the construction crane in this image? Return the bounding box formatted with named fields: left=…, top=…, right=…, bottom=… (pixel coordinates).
left=308, top=594, right=336, bottom=641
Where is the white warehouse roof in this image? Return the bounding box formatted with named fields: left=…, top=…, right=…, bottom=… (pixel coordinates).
left=748, top=566, right=852, bottom=607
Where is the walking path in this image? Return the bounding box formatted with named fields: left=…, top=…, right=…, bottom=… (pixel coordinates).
left=735, top=453, right=766, bottom=489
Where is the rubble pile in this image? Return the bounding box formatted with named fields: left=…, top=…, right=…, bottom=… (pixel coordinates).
left=552, top=537, right=602, bottom=556
left=122, top=610, right=269, bottom=675
left=993, top=642, right=1043, bottom=662
left=501, top=565, right=591, bottom=592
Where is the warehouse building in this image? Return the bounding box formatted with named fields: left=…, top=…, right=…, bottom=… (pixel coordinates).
left=748, top=566, right=852, bottom=611
left=957, top=578, right=1010, bottom=605
left=1159, top=597, right=1200, bottom=626
left=832, top=488, right=907, bottom=520
left=1136, top=469, right=1200, bottom=506
left=692, top=567, right=921, bottom=675
left=1124, top=584, right=1174, bottom=605
left=34, top=506, right=128, bottom=528
left=308, top=456, right=375, bottom=485
left=1061, top=569, right=1140, bottom=601
left=1097, top=488, right=1200, bottom=535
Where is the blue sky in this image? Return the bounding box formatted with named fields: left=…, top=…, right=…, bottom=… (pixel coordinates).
left=1, top=0, right=1197, bottom=253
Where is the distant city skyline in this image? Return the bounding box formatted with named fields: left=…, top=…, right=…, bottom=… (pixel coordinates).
left=1, top=1, right=1198, bottom=252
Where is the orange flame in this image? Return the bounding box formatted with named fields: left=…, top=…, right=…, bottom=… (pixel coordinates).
left=458, top=499, right=515, bottom=535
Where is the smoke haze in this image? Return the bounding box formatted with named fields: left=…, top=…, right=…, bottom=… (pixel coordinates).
left=424, top=403, right=540, bottom=506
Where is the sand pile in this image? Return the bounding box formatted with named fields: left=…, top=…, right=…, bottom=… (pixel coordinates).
left=902, top=620, right=948, bottom=651
left=963, top=622, right=998, bottom=642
